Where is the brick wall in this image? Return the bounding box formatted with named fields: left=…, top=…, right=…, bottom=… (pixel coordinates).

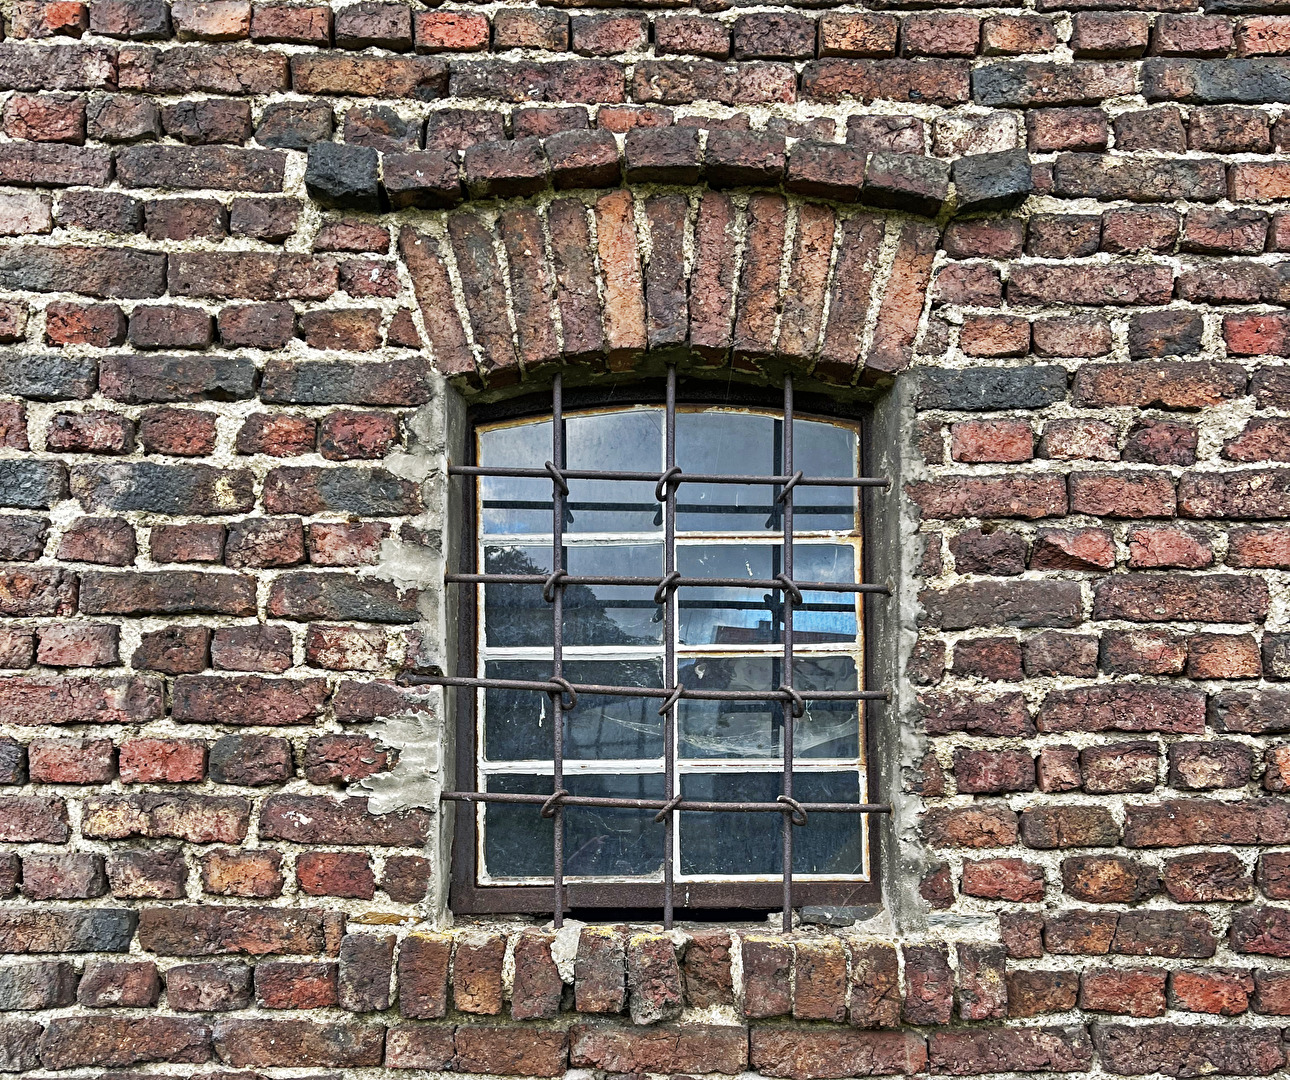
left=0, top=0, right=1289, bottom=1072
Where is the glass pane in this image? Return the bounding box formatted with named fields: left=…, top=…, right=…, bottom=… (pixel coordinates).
left=676, top=411, right=777, bottom=532
left=483, top=659, right=664, bottom=761
left=679, top=771, right=865, bottom=876
left=565, top=410, right=662, bottom=534
left=676, top=413, right=859, bottom=533
left=677, top=656, right=860, bottom=760
left=794, top=419, right=860, bottom=532
left=479, top=419, right=552, bottom=535
left=677, top=544, right=858, bottom=646
left=483, top=544, right=663, bottom=648
left=483, top=773, right=665, bottom=879
left=479, top=411, right=663, bottom=535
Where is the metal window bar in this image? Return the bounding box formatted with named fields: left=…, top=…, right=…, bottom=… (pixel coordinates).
left=398, top=368, right=892, bottom=932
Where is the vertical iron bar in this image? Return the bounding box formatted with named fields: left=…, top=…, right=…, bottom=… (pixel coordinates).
left=663, top=365, right=677, bottom=929
left=781, top=374, right=794, bottom=933
left=551, top=373, right=566, bottom=929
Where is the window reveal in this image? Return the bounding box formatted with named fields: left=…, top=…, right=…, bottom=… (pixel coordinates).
left=401, top=369, right=892, bottom=931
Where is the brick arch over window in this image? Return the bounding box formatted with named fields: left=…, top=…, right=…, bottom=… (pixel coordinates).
left=392, top=189, right=941, bottom=390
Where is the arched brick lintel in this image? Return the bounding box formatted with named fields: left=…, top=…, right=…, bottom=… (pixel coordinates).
left=396, top=187, right=942, bottom=395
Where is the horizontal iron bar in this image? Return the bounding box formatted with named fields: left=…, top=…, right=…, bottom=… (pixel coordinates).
left=451, top=465, right=888, bottom=488
left=448, top=573, right=889, bottom=595
left=399, top=672, right=887, bottom=702
left=440, top=791, right=891, bottom=814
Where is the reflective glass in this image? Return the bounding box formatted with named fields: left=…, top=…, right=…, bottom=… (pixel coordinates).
left=675, top=412, right=858, bottom=532
left=677, top=656, right=859, bottom=759
left=479, top=419, right=552, bottom=535
left=483, top=544, right=663, bottom=648
left=483, top=659, right=664, bottom=761
left=564, top=410, right=662, bottom=534
left=679, top=771, right=864, bottom=876
left=475, top=404, right=866, bottom=885
left=479, top=410, right=662, bottom=535
left=676, top=411, right=777, bottom=531
left=483, top=772, right=665, bottom=879
left=676, top=543, right=858, bottom=645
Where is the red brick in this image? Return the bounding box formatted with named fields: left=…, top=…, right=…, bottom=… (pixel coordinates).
left=1127, top=526, right=1213, bottom=568
left=902, top=13, right=979, bottom=57
left=138, top=904, right=323, bottom=956
left=78, top=958, right=159, bottom=1006
left=1153, top=15, right=1233, bottom=56
left=950, top=420, right=1033, bottom=463
left=34, top=622, right=118, bottom=667
left=83, top=792, right=249, bottom=844
left=1080, top=968, right=1166, bottom=1017
left=1188, top=632, right=1262, bottom=678
left=1069, top=471, right=1176, bottom=517
left=1027, top=107, right=1108, bottom=151
left=200, top=848, right=283, bottom=897
left=211, top=1019, right=385, bottom=1067
left=1169, top=969, right=1253, bottom=1015
left=1237, top=16, right=1290, bottom=56
left=297, top=850, right=374, bottom=899
left=38, top=1017, right=212, bottom=1069
left=1230, top=527, right=1290, bottom=568
left=1081, top=741, right=1159, bottom=794
left=1038, top=745, right=1084, bottom=791
left=1063, top=854, right=1158, bottom=903
left=118, top=738, right=206, bottom=783
left=28, top=736, right=115, bottom=782
left=1040, top=683, right=1203, bottom=732
left=253, top=960, right=337, bottom=1009
left=1164, top=851, right=1255, bottom=902
left=961, top=858, right=1045, bottom=901
left=1031, top=528, right=1115, bottom=571
left=951, top=638, right=1022, bottom=681
left=1007, top=970, right=1078, bottom=1018
left=983, top=15, right=1057, bottom=55
left=743, top=936, right=791, bottom=1018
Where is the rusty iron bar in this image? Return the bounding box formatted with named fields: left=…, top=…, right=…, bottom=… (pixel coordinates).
left=550, top=371, right=568, bottom=928
left=452, top=464, right=888, bottom=488
left=447, top=572, right=889, bottom=595
left=397, top=672, right=887, bottom=705
left=662, top=365, right=678, bottom=929
left=780, top=374, right=796, bottom=932
left=440, top=791, right=891, bottom=815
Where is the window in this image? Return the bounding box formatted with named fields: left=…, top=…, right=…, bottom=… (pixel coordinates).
left=412, top=371, right=889, bottom=928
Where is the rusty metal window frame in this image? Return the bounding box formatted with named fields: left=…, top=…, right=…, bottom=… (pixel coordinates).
left=403, top=368, right=891, bottom=931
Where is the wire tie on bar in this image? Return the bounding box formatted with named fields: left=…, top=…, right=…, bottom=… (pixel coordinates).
left=548, top=676, right=578, bottom=711
left=540, top=789, right=570, bottom=818
left=779, top=683, right=806, bottom=719
left=542, top=569, right=568, bottom=603
left=653, top=570, right=682, bottom=605
left=775, top=572, right=803, bottom=605
left=654, top=466, right=682, bottom=503
left=653, top=793, right=684, bottom=823
left=776, top=470, right=804, bottom=504
left=656, top=684, right=684, bottom=716
left=544, top=460, right=569, bottom=496
left=777, top=795, right=808, bottom=827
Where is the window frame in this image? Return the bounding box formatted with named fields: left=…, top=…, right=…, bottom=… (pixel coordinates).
left=449, top=377, right=883, bottom=917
